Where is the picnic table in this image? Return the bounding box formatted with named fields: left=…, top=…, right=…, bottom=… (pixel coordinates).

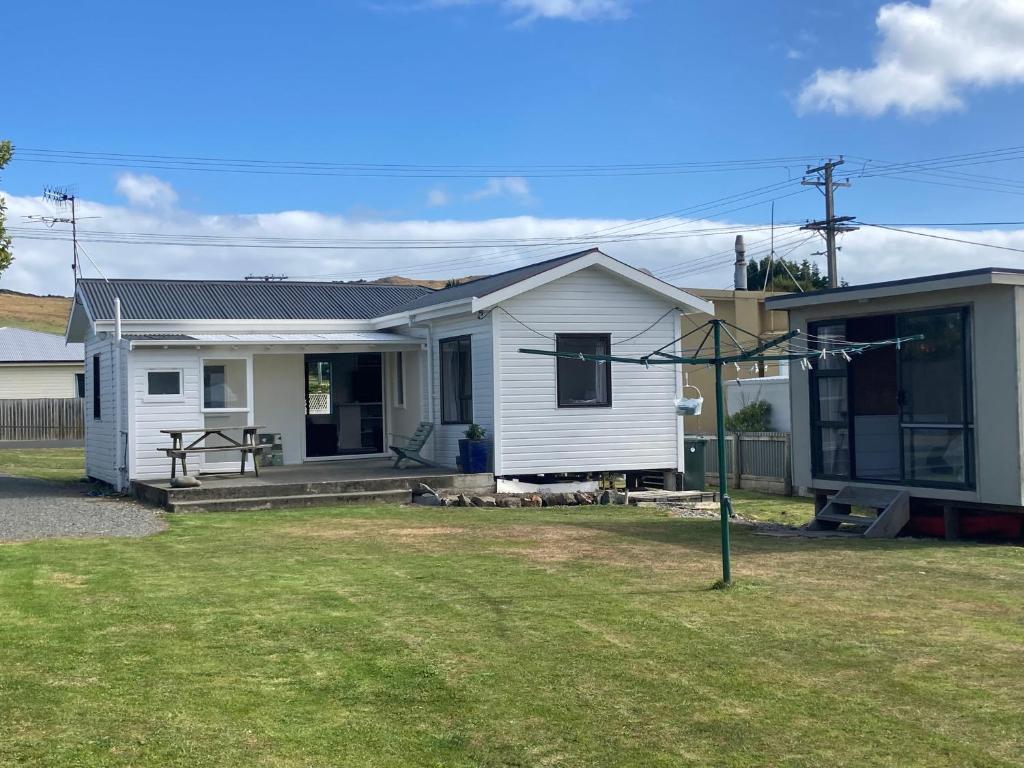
left=160, top=425, right=267, bottom=479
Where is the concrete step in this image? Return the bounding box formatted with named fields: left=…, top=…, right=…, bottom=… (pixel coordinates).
left=167, top=488, right=411, bottom=513
left=816, top=509, right=877, bottom=528
left=148, top=472, right=494, bottom=503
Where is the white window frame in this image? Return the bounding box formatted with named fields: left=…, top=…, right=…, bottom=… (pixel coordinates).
left=393, top=351, right=406, bottom=409
left=143, top=368, right=185, bottom=403
left=200, top=356, right=253, bottom=414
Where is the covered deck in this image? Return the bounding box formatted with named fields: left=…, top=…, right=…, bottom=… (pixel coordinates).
left=132, top=458, right=495, bottom=512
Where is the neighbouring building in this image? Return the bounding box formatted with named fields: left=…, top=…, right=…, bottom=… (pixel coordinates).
left=0, top=327, right=84, bottom=399
left=678, top=289, right=790, bottom=433
left=767, top=267, right=1024, bottom=538
left=66, top=249, right=712, bottom=490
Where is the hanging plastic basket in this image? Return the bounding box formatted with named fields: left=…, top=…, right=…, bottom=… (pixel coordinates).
left=675, top=384, right=704, bottom=416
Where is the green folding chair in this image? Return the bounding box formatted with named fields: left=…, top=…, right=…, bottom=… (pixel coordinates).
left=390, top=422, right=437, bottom=469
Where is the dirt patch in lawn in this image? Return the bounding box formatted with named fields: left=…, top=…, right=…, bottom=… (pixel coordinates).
left=285, top=518, right=689, bottom=570
left=284, top=519, right=468, bottom=541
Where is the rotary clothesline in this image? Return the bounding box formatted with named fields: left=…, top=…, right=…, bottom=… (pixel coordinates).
left=518, top=318, right=923, bottom=586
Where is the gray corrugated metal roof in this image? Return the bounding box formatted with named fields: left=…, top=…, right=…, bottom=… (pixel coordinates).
left=78, top=279, right=433, bottom=321
left=764, top=266, right=1024, bottom=309
left=386, top=248, right=601, bottom=313
left=0, top=327, right=84, bottom=363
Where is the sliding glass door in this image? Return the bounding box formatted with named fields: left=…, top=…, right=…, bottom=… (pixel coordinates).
left=809, top=307, right=973, bottom=489
left=304, top=353, right=384, bottom=458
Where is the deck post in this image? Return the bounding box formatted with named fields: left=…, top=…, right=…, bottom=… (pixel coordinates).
left=943, top=504, right=960, bottom=541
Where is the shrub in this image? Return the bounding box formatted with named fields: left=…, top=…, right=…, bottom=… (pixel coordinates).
left=464, top=423, right=487, bottom=440
left=725, top=400, right=772, bottom=433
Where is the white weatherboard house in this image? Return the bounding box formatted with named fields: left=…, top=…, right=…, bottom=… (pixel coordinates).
left=0, top=327, right=84, bottom=399
left=66, top=250, right=712, bottom=491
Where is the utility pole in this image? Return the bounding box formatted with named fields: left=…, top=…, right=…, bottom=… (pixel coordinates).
left=801, top=158, right=857, bottom=288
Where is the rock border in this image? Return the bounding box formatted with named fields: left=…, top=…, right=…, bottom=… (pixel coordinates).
left=411, top=483, right=626, bottom=508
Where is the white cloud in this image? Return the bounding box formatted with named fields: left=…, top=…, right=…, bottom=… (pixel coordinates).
left=426, top=187, right=450, bottom=207
left=798, top=0, right=1024, bottom=116
left=468, top=176, right=533, bottom=202
left=115, top=173, right=179, bottom=209
left=426, top=0, right=629, bottom=23
left=502, top=0, right=628, bottom=22
left=2, top=189, right=1023, bottom=298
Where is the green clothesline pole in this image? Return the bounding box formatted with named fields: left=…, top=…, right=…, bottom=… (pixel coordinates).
left=518, top=322, right=922, bottom=590
left=712, top=320, right=732, bottom=585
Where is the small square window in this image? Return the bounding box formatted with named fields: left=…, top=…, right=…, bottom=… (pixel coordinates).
left=556, top=334, right=612, bottom=408
left=147, top=371, right=182, bottom=396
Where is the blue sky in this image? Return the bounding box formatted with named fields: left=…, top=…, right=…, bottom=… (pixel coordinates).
left=3, top=0, right=1024, bottom=294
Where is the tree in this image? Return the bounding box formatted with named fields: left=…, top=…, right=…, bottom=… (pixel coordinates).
left=0, top=140, right=12, bottom=280
left=746, top=255, right=831, bottom=292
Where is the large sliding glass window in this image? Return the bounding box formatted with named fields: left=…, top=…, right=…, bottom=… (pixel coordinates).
left=809, top=308, right=973, bottom=489
left=898, top=309, right=972, bottom=485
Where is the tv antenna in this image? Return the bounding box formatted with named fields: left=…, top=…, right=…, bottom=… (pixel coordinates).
left=35, top=186, right=89, bottom=281
left=244, top=274, right=289, bottom=281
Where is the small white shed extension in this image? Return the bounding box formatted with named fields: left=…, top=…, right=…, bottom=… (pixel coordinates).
left=67, top=249, right=711, bottom=490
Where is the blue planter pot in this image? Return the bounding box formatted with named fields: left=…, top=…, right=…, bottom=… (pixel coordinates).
left=458, top=439, right=492, bottom=473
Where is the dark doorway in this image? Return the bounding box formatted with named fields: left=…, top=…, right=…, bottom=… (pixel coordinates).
left=304, top=353, right=384, bottom=458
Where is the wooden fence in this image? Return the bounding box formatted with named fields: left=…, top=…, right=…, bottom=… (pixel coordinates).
left=703, top=431, right=792, bottom=495
left=0, top=398, right=85, bottom=441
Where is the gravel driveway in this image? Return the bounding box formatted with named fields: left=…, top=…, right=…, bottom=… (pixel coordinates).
left=0, top=475, right=165, bottom=542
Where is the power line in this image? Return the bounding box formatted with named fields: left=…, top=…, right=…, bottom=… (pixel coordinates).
left=13, top=146, right=825, bottom=179
left=855, top=221, right=1024, bottom=254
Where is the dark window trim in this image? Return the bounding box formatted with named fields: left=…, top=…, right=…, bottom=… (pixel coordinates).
left=807, top=306, right=975, bottom=491
left=92, top=354, right=102, bottom=420
left=555, top=333, right=613, bottom=409
left=75, top=372, right=85, bottom=399
left=439, top=335, right=473, bottom=425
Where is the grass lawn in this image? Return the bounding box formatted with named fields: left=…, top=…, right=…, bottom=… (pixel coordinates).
left=0, top=447, right=85, bottom=482
left=1, top=501, right=1022, bottom=767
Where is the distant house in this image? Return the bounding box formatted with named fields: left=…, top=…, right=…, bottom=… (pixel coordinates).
left=0, top=327, right=84, bottom=399
left=66, top=249, right=712, bottom=490
left=767, top=268, right=1024, bottom=537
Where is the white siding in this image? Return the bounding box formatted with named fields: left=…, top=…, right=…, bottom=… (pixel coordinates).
left=0, top=364, right=82, bottom=399
left=386, top=349, right=424, bottom=448
left=130, top=349, right=203, bottom=480
left=495, top=265, right=681, bottom=475
left=84, top=333, right=118, bottom=484
left=427, top=314, right=494, bottom=468
left=252, top=353, right=305, bottom=465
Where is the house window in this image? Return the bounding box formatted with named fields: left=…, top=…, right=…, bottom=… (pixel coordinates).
left=556, top=334, right=612, bottom=408
left=92, top=354, right=102, bottom=420
left=440, top=336, right=472, bottom=424
left=394, top=351, right=406, bottom=408
left=203, top=359, right=248, bottom=410
left=808, top=307, right=973, bottom=489
left=75, top=373, right=85, bottom=398
left=147, top=370, right=182, bottom=397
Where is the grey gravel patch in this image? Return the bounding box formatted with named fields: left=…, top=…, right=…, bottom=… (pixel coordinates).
left=0, top=475, right=166, bottom=542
